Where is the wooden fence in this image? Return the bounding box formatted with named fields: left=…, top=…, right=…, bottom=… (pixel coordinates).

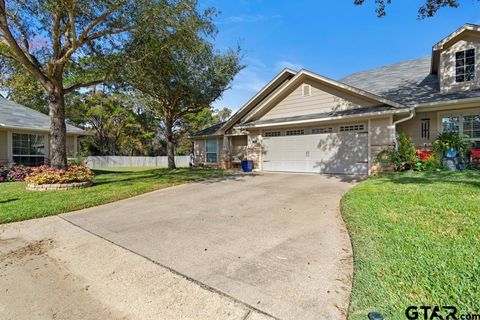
left=86, top=156, right=191, bottom=168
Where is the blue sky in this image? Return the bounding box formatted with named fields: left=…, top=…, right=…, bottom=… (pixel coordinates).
left=203, top=0, right=480, bottom=111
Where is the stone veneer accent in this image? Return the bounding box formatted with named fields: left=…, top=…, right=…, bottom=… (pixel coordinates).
left=370, top=145, right=395, bottom=174
left=27, top=181, right=93, bottom=191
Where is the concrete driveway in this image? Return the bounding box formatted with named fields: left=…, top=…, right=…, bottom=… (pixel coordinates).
left=62, top=172, right=356, bottom=320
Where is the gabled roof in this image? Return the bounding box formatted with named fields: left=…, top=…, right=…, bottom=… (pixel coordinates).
left=432, top=23, right=480, bottom=51
left=0, top=97, right=86, bottom=135
left=219, top=68, right=296, bottom=133
left=340, top=57, right=480, bottom=106
left=189, top=121, right=226, bottom=137
left=240, top=69, right=407, bottom=124
left=431, top=23, right=480, bottom=74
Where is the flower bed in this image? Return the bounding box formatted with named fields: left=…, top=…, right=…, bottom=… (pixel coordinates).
left=0, top=165, right=32, bottom=182
left=25, top=164, right=95, bottom=191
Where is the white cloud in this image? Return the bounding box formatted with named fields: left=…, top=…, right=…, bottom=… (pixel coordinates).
left=274, top=60, right=303, bottom=71
left=219, top=14, right=282, bottom=25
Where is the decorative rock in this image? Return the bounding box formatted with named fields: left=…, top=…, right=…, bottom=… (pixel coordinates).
left=26, top=181, right=93, bottom=191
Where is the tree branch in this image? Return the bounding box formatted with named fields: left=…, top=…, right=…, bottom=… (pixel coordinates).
left=0, top=0, right=51, bottom=91
left=63, top=77, right=107, bottom=94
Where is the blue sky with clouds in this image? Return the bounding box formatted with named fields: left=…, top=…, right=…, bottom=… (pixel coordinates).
left=203, top=0, right=480, bottom=111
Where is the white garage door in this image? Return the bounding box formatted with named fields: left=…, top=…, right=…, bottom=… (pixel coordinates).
left=262, top=131, right=368, bottom=174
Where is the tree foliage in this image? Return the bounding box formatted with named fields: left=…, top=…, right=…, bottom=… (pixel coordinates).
left=354, top=0, right=478, bottom=18
left=120, top=3, right=243, bottom=168
left=68, top=89, right=162, bottom=156
left=0, top=0, right=186, bottom=168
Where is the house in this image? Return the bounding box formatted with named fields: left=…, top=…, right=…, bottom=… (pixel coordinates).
left=0, top=97, right=85, bottom=166
left=191, top=23, right=480, bottom=175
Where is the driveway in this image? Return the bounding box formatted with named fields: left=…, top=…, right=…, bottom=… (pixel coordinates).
left=62, top=172, right=356, bottom=320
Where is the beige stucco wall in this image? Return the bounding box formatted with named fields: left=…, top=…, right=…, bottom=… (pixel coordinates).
left=369, top=117, right=394, bottom=173
left=257, top=80, right=378, bottom=121
left=396, top=111, right=439, bottom=147
left=0, top=130, right=8, bottom=162
left=439, top=33, right=480, bottom=93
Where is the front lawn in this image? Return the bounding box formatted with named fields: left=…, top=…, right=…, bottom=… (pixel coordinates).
left=0, top=167, right=227, bottom=224
left=341, top=171, right=480, bottom=320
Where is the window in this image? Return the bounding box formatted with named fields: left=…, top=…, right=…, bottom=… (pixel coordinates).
left=205, top=139, right=218, bottom=163
left=302, top=84, right=311, bottom=97
left=442, top=116, right=460, bottom=133
left=463, top=114, right=480, bottom=139
left=421, top=119, right=430, bottom=139
left=339, top=124, right=365, bottom=132
left=455, top=49, right=475, bottom=83
left=263, top=131, right=281, bottom=137
left=285, top=129, right=304, bottom=136
left=441, top=111, right=480, bottom=149
left=311, top=127, right=333, bottom=134
left=12, top=133, right=45, bottom=166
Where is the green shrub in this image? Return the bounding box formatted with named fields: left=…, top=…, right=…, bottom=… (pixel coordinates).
left=377, top=133, right=417, bottom=171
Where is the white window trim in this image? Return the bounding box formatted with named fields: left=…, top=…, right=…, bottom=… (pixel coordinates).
left=11, top=132, right=47, bottom=164
left=454, top=48, right=476, bottom=83
left=438, top=109, right=480, bottom=144
left=205, top=139, right=218, bottom=164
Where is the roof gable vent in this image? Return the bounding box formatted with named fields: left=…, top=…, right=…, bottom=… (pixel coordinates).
left=302, top=84, right=311, bottom=97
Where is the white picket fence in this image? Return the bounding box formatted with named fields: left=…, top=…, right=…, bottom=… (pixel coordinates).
left=86, top=156, right=191, bottom=168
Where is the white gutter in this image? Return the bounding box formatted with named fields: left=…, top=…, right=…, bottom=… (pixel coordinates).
left=391, top=108, right=415, bottom=149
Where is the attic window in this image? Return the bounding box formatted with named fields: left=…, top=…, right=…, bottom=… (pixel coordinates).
left=302, top=84, right=311, bottom=97
left=455, top=49, right=475, bottom=83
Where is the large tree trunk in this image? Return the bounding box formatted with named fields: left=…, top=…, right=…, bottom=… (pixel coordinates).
left=165, top=116, right=176, bottom=169
left=48, top=89, right=68, bottom=169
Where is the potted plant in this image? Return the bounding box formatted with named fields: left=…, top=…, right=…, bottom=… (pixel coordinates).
left=433, top=132, right=471, bottom=170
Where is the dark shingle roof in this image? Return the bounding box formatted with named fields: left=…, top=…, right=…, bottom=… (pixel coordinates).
left=340, top=57, right=480, bottom=106
left=190, top=121, right=226, bottom=137
left=0, top=97, right=85, bottom=134
left=243, top=105, right=404, bottom=127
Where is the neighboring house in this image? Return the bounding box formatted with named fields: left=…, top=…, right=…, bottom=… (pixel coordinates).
left=0, top=97, right=85, bottom=166
left=191, top=23, right=480, bottom=175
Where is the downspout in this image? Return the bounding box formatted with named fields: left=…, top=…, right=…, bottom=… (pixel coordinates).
left=391, top=108, right=416, bottom=149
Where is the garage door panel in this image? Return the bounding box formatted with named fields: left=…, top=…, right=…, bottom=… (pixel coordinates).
left=262, top=132, right=368, bottom=174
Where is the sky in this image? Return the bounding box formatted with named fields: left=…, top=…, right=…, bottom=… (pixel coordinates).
left=202, top=0, right=480, bottom=111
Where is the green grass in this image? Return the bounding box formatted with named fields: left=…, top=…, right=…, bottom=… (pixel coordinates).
left=341, top=171, right=480, bottom=319
left=0, top=167, right=228, bottom=224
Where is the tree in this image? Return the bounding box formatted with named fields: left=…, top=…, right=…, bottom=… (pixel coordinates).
left=354, top=0, right=479, bottom=18
left=0, top=0, right=177, bottom=168
left=121, top=5, right=242, bottom=168
left=176, top=106, right=232, bottom=155
left=0, top=57, right=47, bottom=113
left=68, top=89, right=161, bottom=156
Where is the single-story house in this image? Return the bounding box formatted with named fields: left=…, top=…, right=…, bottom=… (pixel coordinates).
left=191, top=23, right=480, bottom=175
left=0, top=96, right=86, bottom=166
